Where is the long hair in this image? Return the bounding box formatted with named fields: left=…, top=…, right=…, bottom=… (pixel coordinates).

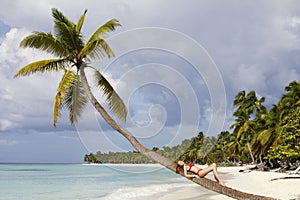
left=176, top=162, right=183, bottom=174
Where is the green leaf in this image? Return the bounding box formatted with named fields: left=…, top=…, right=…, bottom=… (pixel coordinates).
left=14, top=58, right=67, bottom=77
left=87, top=18, right=121, bottom=42
left=51, top=8, right=85, bottom=54
left=94, top=69, right=127, bottom=122
left=19, top=32, right=69, bottom=57
left=76, top=9, right=88, bottom=33
left=80, top=38, right=114, bottom=60
left=257, top=130, right=272, bottom=146
left=80, top=19, right=121, bottom=59
left=54, top=21, right=84, bottom=54
left=53, top=67, right=77, bottom=126
left=54, top=92, right=62, bottom=127
left=63, top=75, right=88, bottom=124
left=52, top=8, right=75, bottom=28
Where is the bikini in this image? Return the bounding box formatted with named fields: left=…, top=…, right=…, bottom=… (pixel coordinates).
left=186, top=163, right=202, bottom=176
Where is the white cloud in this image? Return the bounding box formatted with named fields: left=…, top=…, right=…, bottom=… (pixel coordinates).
left=0, top=139, right=17, bottom=145
left=0, top=27, right=67, bottom=130
left=231, top=64, right=268, bottom=91
left=76, top=122, right=202, bottom=153
left=0, top=0, right=300, bottom=161
left=289, top=16, right=300, bottom=28
left=0, top=0, right=54, bottom=30
left=0, top=119, right=15, bottom=131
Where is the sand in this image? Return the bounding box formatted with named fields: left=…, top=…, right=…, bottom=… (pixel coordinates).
left=158, top=166, right=300, bottom=200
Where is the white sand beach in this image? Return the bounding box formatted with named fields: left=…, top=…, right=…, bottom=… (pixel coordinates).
left=159, top=166, right=300, bottom=200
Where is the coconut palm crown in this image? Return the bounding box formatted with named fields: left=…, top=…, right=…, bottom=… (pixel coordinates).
left=14, top=8, right=126, bottom=126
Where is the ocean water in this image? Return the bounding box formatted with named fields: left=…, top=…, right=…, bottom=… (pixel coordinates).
left=0, top=164, right=196, bottom=200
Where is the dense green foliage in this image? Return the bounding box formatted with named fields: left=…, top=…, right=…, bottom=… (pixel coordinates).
left=84, top=151, right=152, bottom=164
left=85, top=81, right=300, bottom=167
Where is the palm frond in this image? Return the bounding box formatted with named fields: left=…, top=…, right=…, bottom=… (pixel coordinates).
left=52, top=8, right=75, bottom=28
left=20, top=32, right=69, bottom=57
left=257, top=129, right=273, bottom=146
left=54, top=21, right=85, bottom=54
left=82, top=19, right=120, bottom=59
left=94, top=69, right=127, bottom=122
left=76, top=9, right=87, bottom=33
left=53, top=92, right=62, bottom=127
left=53, top=67, right=76, bottom=126
left=233, top=90, right=246, bottom=107
left=87, top=18, right=121, bottom=42
left=80, top=38, right=114, bottom=59
left=52, top=8, right=84, bottom=53
left=63, top=75, right=88, bottom=124
left=14, top=58, right=67, bottom=77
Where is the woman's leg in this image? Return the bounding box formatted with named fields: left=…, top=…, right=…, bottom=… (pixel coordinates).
left=197, top=163, right=224, bottom=185
left=211, top=163, right=224, bottom=185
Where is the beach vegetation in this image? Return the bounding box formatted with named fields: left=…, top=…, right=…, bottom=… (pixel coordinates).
left=86, top=81, right=300, bottom=170
left=213, top=81, right=299, bottom=169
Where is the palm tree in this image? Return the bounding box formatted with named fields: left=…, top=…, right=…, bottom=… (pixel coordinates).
left=179, top=132, right=204, bottom=163
left=13, top=8, right=276, bottom=200
left=231, top=111, right=254, bottom=162
left=200, top=136, right=217, bottom=164
left=231, top=91, right=265, bottom=164
left=226, top=133, right=246, bottom=163
left=213, top=131, right=231, bottom=163
left=250, top=105, right=270, bottom=164
left=14, top=7, right=169, bottom=166
left=252, top=105, right=282, bottom=164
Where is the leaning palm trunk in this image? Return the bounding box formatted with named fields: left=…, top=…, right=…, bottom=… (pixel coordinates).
left=79, top=66, right=174, bottom=168
left=79, top=66, right=277, bottom=200
left=15, top=8, right=277, bottom=200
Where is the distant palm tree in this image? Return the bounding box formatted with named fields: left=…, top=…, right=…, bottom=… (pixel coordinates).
left=14, top=8, right=275, bottom=200
left=231, top=91, right=265, bottom=164
left=226, top=133, right=245, bottom=163
left=214, top=131, right=231, bottom=162
left=253, top=105, right=282, bottom=163
left=250, top=104, right=270, bottom=163
left=231, top=91, right=254, bottom=163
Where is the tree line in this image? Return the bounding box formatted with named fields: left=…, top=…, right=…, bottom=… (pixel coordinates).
left=85, top=80, right=299, bottom=168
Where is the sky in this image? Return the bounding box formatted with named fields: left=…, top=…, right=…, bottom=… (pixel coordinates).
left=0, top=0, right=299, bottom=163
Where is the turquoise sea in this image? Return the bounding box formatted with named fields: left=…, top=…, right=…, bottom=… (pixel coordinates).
left=0, top=163, right=200, bottom=200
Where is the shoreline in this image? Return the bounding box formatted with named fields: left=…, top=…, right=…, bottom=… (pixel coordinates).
left=1, top=163, right=299, bottom=199
left=73, top=163, right=300, bottom=199
left=158, top=166, right=300, bottom=200
left=82, top=163, right=164, bottom=167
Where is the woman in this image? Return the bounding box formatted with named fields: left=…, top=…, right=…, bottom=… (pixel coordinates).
left=176, top=160, right=224, bottom=185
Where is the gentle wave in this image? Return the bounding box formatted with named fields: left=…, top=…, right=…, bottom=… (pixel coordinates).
left=103, top=182, right=194, bottom=200
left=0, top=164, right=195, bottom=200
